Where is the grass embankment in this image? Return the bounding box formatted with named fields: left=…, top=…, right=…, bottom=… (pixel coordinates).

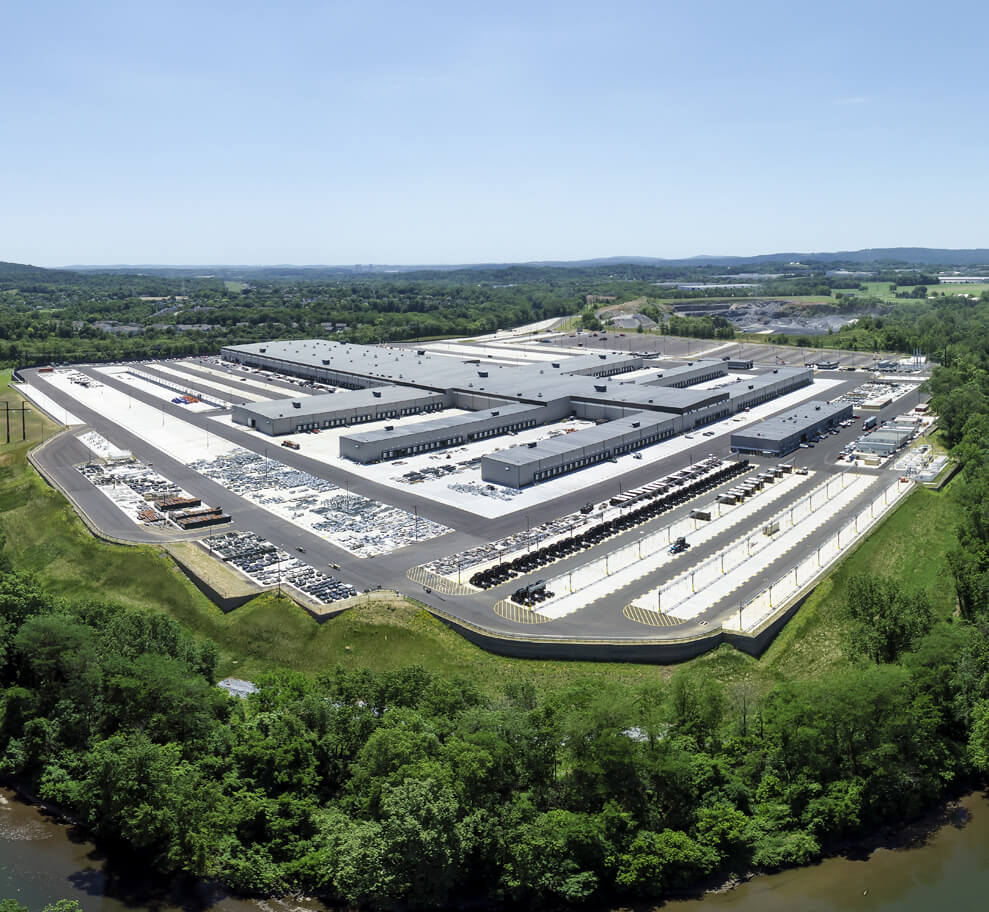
left=0, top=371, right=961, bottom=693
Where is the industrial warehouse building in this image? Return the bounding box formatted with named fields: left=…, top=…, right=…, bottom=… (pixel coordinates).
left=339, top=401, right=569, bottom=463
left=482, top=368, right=814, bottom=487
left=230, top=387, right=447, bottom=436
left=855, top=424, right=914, bottom=457
left=482, top=411, right=683, bottom=488
left=729, top=400, right=853, bottom=457
left=222, top=340, right=817, bottom=485
left=640, top=360, right=727, bottom=388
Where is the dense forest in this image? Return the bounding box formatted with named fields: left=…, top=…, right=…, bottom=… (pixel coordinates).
left=0, top=563, right=987, bottom=909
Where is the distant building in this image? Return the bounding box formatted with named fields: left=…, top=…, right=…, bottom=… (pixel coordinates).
left=217, top=677, right=258, bottom=698
left=92, top=320, right=143, bottom=335
left=609, top=313, right=657, bottom=330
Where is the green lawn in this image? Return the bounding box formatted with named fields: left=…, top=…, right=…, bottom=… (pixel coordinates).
left=831, top=282, right=989, bottom=303
left=0, top=371, right=962, bottom=694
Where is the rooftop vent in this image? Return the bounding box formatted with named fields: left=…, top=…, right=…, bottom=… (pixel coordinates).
left=372, top=390, right=382, bottom=398
left=322, top=359, right=330, bottom=365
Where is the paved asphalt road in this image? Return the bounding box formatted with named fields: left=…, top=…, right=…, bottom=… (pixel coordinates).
left=21, top=363, right=926, bottom=643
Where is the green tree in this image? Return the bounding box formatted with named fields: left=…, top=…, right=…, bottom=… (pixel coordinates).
left=614, top=829, right=718, bottom=896
left=844, top=574, right=934, bottom=664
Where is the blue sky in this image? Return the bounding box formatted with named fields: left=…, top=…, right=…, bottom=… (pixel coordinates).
left=3, top=0, right=986, bottom=266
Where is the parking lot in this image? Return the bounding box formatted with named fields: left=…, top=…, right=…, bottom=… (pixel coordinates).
left=204, top=530, right=356, bottom=604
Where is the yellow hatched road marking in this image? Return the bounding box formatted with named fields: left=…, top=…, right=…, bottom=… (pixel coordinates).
left=623, top=603, right=684, bottom=627
left=494, top=600, right=551, bottom=624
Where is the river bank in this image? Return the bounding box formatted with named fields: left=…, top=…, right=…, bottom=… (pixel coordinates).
left=4, top=785, right=989, bottom=912
left=669, top=790, right=989, bottom=912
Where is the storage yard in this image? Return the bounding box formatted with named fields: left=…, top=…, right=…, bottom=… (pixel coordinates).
left=203, top=531, right=357, bottom=604
left=20, top=328, right=936, bottom=660
left=187, top=448, right=450, bottom=557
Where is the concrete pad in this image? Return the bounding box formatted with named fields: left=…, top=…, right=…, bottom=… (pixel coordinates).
left=12, top=383, right=83, bottom=426
left=150, top=363, right=270, bottom=402
left=94, top=366, right=216, bottom=412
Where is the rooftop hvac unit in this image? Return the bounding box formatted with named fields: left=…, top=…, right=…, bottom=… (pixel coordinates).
left=595, top=384, right=607, bottom=392
left=478, top=370, right=488, bottom=377
left=292, top=401, right=301, bottom=408
left=372, top=390, right=382, bottom=398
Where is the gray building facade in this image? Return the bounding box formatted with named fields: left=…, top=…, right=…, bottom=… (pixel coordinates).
left=729, top=400, right=853, bottom=456
left=231, top=387, right=447, bottom=436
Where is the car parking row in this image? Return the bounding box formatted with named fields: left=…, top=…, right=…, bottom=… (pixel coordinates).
left=204, top=531, right=357, bottom=603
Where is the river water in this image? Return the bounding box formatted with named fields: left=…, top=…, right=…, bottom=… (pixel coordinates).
left=3, top=788, right=988, bottom=911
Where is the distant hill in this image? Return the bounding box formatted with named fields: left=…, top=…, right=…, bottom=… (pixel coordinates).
left=59, top=247, right=989, bottom=276
left=523, top=248, right=989, bottom=268
left=0, top=260, right=84, bottom=284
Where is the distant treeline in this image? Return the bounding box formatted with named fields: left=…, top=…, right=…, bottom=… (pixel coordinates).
left=1, top=258, right=987, bottom=367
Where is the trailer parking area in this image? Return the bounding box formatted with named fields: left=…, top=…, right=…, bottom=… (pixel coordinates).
left=630, top=471, right=876, bottom=622
left=522, top=467, right=814, bottom=620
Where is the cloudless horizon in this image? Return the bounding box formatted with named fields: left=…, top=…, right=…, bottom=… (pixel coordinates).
left=4, top=0, right=987, bottom=268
